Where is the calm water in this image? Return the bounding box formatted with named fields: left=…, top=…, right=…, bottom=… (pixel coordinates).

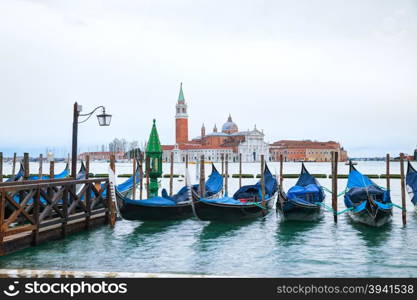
left=1, top=161, right=417, bottom=277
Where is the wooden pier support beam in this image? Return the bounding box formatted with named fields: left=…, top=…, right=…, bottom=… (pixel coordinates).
left=239, top=153, right=242, bottom=188
left=386, top=153, right=390, bottom=191
left=23, top=152, right=29, bottom=180
left=225, top=154, right=229, bottom=196
left=400, top=153, right=407, bottom=226
left=0, top=191, right=5, bottom=244
left=331, top=151, right=338, bottom=223
left=85, top=155, right=91, bottom=229
left=221, top=154, right=225, bottom=195
left=199, top=155, right=205, bottom=197
left=145, top=155, right=150, bottom=199
left=169, top=152, right=174, bottom=196
left=32, top=188, right=40, bottom=245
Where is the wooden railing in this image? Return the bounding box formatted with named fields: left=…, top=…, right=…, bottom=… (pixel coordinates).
left=0, top=178, right=112, bottom=245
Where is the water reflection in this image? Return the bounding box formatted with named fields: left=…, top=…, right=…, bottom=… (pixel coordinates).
left=348, top=219, right=393, bottom=248
left=276, top=220, right=321, bottom=246
left=199, top=219, right=258, bottom=241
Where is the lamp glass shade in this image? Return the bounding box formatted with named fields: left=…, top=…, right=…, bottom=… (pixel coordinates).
left=97, top=113, right=112, bottom=126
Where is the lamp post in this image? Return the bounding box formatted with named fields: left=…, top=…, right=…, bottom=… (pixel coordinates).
left=71, top=101, right=112, bottom=178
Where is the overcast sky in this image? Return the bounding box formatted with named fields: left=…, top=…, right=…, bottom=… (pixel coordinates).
left=1, top=0, right=416, bottom=157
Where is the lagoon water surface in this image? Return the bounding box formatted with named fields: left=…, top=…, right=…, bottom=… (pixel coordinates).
left=1, top=161, right=416, bottom=277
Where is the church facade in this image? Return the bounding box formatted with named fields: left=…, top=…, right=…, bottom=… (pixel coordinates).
left=162, top=84, right=270, bottom=163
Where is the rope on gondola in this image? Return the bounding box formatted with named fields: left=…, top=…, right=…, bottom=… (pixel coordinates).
left=389, top=203, right=406, bottom=211
left=336, top=207, right=354, bottom=215
left=314, top=202, right=334, bottom=212
left=321, top=186, right=348, bottom=197
left=253, top=202, right=266, bottom=210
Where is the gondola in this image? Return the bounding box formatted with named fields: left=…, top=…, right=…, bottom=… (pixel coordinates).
left=406, top=161, right=417, bottom=208
left=344, top=161, right=392, bottom=227
left=192, top=164, right=277, bottom=221
left=29, top=162, right=70, bottom=180
left=191, top=164, right=223, bottom=200
left=276, top=163, right=325, bottom=221
left=3, top=163, right=24, bottom=183
left=115, top=164, right=223, bottom=221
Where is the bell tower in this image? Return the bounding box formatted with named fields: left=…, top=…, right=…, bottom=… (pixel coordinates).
left=175, top=82, right=188, bottom=144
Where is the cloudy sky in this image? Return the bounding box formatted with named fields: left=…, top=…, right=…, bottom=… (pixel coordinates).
left=1, top=0, right=416, bottom=157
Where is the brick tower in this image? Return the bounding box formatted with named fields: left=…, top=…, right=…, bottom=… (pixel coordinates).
left=175, top=83, right=188, bottom=144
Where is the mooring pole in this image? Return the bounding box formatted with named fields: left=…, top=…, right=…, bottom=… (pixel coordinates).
left=199, top=155, right=205, bottom=197
left=146, top=155, right=150, bottom=198
left=221, top=153, right=225, bottom=195
left=71, top=102, right=79, bottom=178
left=85, top=154, right=91, bottom=229
left=132, top=157, right=137, bottom=199
left=225, top=154, right=229, bottom=196
left=386, top=153, right=390, bottom=191
left=38, top=154, right=43, bottom=180
left=11, top=152, right=16, bottom=179
left=261, top=154, right=266, bottom=207
left=85, top=155, right=90, bottom=179
left=279, top=154, right=284, bottom=188
left=108, top=154, right=116, bottom=227
left=400, top=153, right=407, bottom=226
left=23, top=152, right=30, bottom=180
left=239, top=153, right=242, bottom=188
left=0, top=152, right=3, bottom=183
left=49, top=160, right=55, bottom=178
left=169, top=151, right=174, bottom=196
left=332, top=151, right=338, bottom=223
left=139, top=154, right=144, bottom=200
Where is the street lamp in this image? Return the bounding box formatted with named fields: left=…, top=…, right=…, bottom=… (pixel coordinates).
left=71, top=102, right=112, bottom=178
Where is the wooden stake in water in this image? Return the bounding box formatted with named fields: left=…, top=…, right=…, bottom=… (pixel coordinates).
left=199, top=155, right=205, bottom=197
left=400, top=153, right=407, bottom=226
left=239, top=153, right=242, bottom=188
left=38, top=154, right=43, bottom=180
left=85, top=155, right=90, bottom=179
left=11, top=152, right=16, bottom=179
left=221, top=154, right=225, bottom=195
left=225, top=154, right=229, bottom=196
left=386, top=153, right=390, bottom=191
left=146, top=155, right=150, bottom=198
left=49, top=160, right=55, bottom=178
left=279, top=154, right=284, bottom=188
left=23, top=152, right=29, bottom=180
left=109, top=154, right=117, bottom=227
left=139, top=154, right=143, bottom=200
left=331, top=151, right=338, bottom=223
left=132, top=157, right=137, bottom=199
left=260, top=155, right=266, bottom=207
left=169, top=151, right=174, bottom=196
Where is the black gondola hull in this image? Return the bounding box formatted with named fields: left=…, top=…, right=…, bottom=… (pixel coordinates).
left=348, top=208, right=392, bottom=227
left=118, top=202, right=193, bottom=221
left=193, top=196, right=275, bottom=221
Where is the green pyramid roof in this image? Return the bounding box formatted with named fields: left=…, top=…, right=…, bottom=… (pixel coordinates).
left=178, top=82, right=185, bottom=103
left=146, top=119, right=162, bottom=153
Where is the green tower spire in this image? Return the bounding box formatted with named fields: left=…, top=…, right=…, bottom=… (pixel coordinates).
left=145, top=119, right=163, bottom=198
left=178, top=82, right=185, bottom=103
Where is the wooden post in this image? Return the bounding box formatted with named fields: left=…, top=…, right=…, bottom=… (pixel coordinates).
left=85, top=155, right=91, bottom=229
left=331, top=151, right=338, bottom=223
left=279, top=154, right=284, bottom=188
left=199, top=155, right=205, bottom=197
left=239, top=153, right=242, bottom=188
left=49, top=160, right=55, bottom=178
left=0, top=152, right=3, bottom=183
left=169, top=151, right=174, bottom=196
left=221, top=154, right=225, bottom=195
left=146, top=155, right=150, bottom=198
left=386, top=153, right=390, bottom=191
left=11, top=153, right=16, bottom=178
left=185, top=152, right=188, bottom=169
left=108, top=154, right=116, bottom=226
left=132, top=157, right=137, bottom=199
left=139, top=154, right=143, bottom=200
left=38, top=154, right=43, bottom=180
left=62, top=183, right=68, bottom=236
left=225, top=154, right=229, bottom=196
left=261, top=155, right=265, bottom=206
left=23, top=152, right=29, bottom=180
left=400, top=153, right=407, bottom=226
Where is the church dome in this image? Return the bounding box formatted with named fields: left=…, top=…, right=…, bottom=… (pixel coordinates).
left=222, top=114, right=238, bottom=134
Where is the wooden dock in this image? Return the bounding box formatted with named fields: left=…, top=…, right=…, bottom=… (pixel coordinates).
left=0, top=177, right=115, bottom=256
